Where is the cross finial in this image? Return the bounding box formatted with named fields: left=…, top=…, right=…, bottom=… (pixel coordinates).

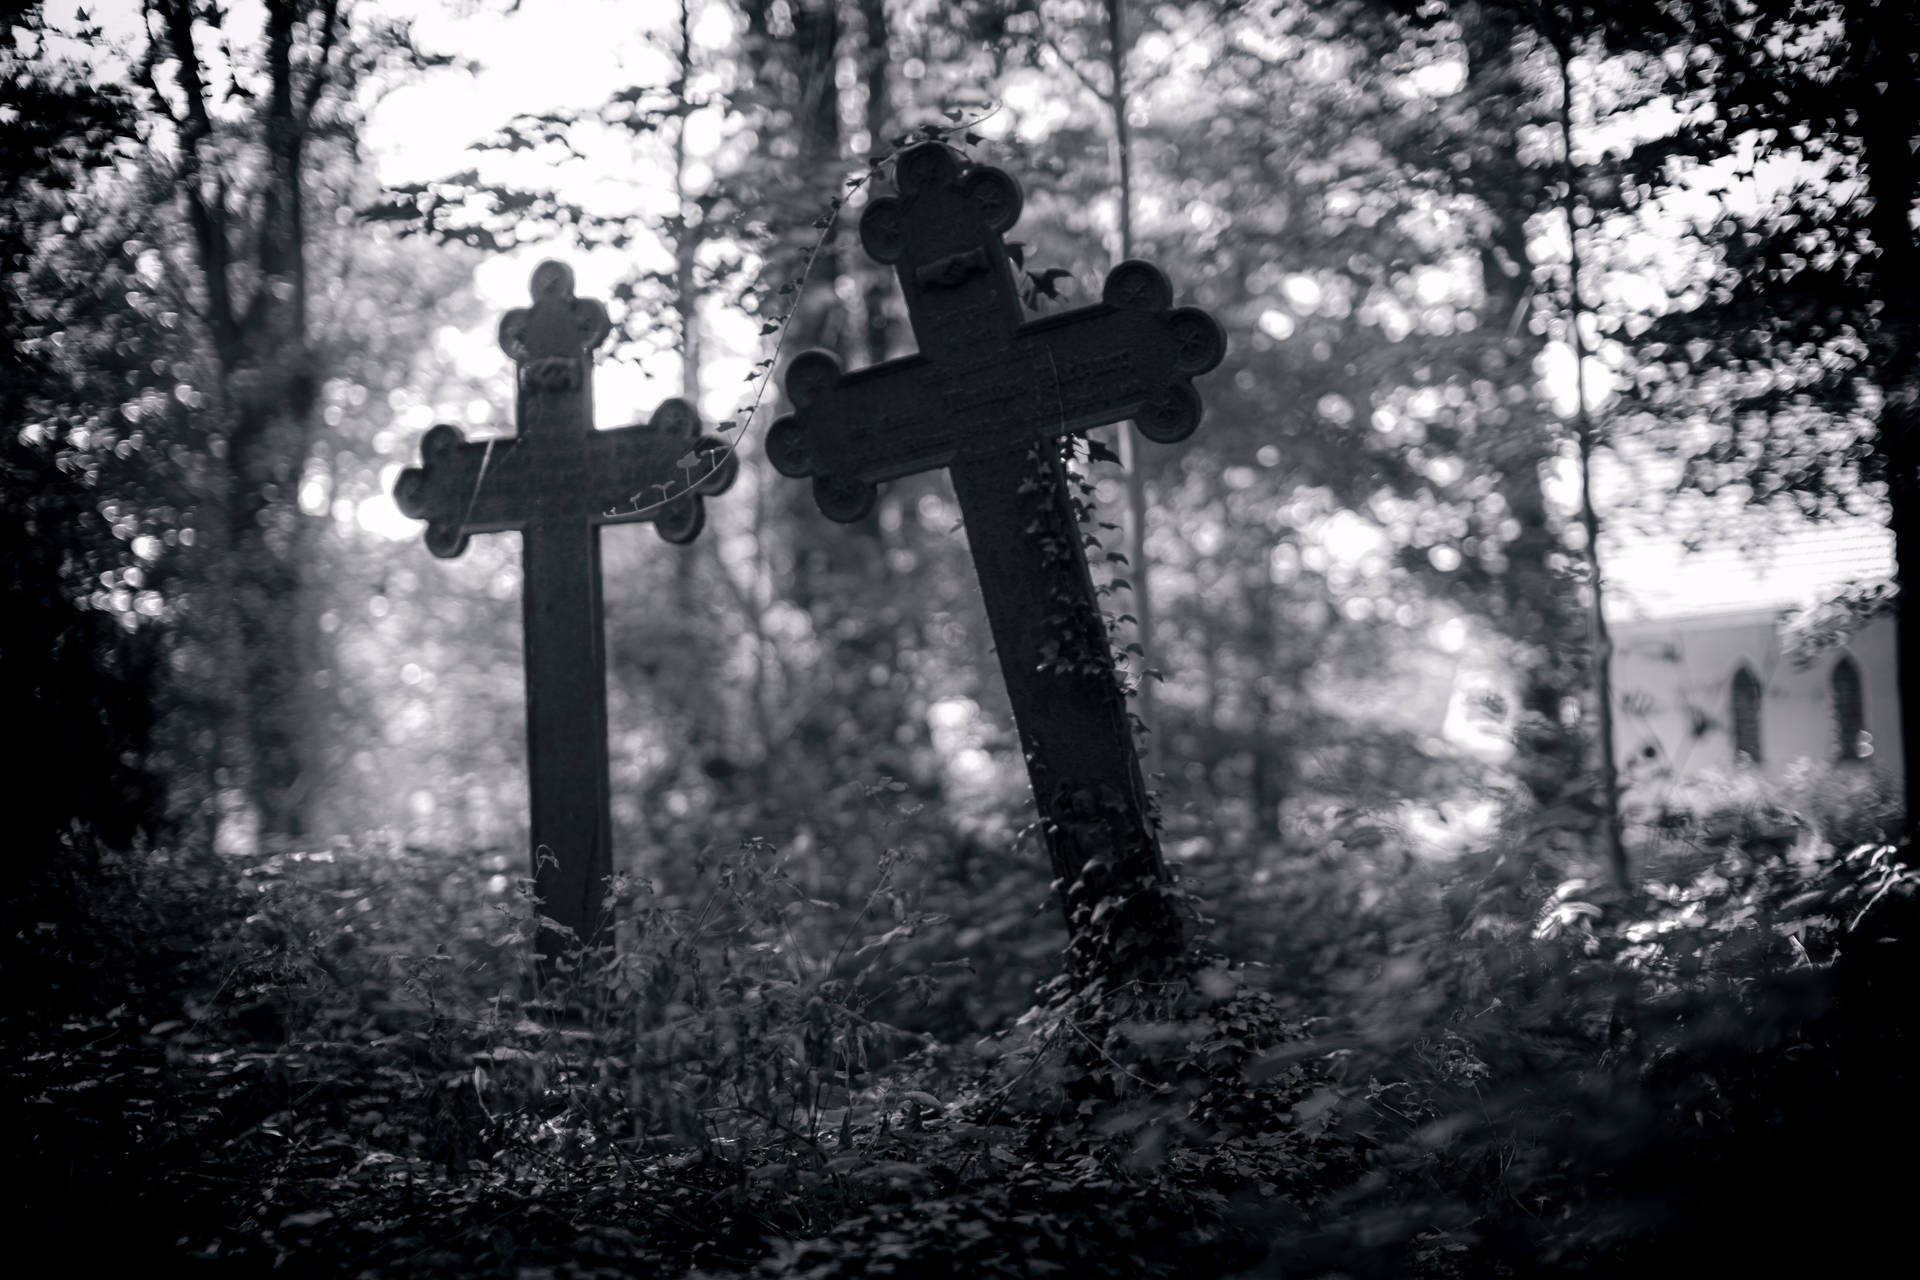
left=497, top=260, right=611, bottom=393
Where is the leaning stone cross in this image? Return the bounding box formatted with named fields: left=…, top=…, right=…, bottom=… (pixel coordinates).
left=394, top=260, right=736, bottom=967
left=767, top=144, right=1226, bottom=972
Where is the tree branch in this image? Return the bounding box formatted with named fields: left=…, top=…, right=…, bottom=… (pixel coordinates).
left=1032, top=16, right=1112, bottom=110
left=133, top=7, right=182, bottom=130
left=158, top=0, right=214, bottom=149
left=299, top=0, right=344, bottom=127
left=252, top=0, right=307, bottom=335
left=154, top=0, right=237, bottom=361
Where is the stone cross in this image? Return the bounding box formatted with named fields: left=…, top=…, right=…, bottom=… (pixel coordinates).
left=394, top=260, right=737, bottom=967
left=766, top=144, right=1226, bottom=970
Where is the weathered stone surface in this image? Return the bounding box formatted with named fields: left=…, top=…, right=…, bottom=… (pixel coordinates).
left=393, top=260, right=737, bottom=968
left=767, top=146, right=1223, bottom=523
left=766, top=144, right=1225, bottom=972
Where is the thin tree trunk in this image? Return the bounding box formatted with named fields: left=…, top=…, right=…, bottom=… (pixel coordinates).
left=673, top=0, right=701, bottom=410
left=1457, top=3, right=1587, bottom=814
left=1246, top=557, right=1280, bottom=842
left=1884, top=409, right=1919, bottom=833
left=861, top=0, right=892, bottom=363
left=1548, top=18, right=1629, bottom=890
left=670, top=0, right=707, bottom=785
left=1105, top=0, right=1158, bottom=776
left=1853, top=12, right=1920, bottom=832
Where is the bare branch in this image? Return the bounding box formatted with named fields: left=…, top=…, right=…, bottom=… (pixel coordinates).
left=1031, top=12, right=1112, bottom=109
left=158, top=0, right=214, bottom=149
left=153, top=0, right=237, bottom=356
left=299, top=0, right=344, bottom=127
left=133, top=4, right=182, bottom=129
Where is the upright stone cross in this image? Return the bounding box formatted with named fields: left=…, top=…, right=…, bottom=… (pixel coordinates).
left=767, top=144, right=1226, bottom=973
left=394, top=260, right=737, bottom=966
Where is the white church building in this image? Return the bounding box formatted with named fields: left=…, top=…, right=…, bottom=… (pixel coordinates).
left=1604, top=519, right=1903, bottom=807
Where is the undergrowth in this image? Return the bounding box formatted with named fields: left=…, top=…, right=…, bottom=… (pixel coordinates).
left=7, top=788, right=1915, bottom=1278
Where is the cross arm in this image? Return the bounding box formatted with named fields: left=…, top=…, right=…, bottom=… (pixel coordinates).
left=589, top=398, right=740, bottom=546
left=393, top=423, right=530, bottom=558
left=765, top=260, right=1226, bottom=522
left=393, top=399, right=738, bottom=557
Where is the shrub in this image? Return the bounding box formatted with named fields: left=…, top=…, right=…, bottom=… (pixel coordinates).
left=10, top=767, right=1915, bottom=1278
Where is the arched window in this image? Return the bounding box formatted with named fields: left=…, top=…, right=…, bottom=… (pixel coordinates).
left=1731, top=665, right=1764, bottom=764
left=1833, top=656, right=1866, bottom=760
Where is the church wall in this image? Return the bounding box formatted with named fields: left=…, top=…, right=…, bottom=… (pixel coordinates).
left=1609, top=611, right=1904, bottom=805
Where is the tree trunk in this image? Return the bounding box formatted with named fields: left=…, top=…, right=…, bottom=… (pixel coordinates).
left=1459, top=5, right=1588, bottom=813
left=1105, top=0, right=1158, bottom=775
left=673, top=0, right=702, bottom=411
left=1547, top=15, right=1629, bottom=889
left=236, top=0, right=319, bottom=838
left=160, top=0, right=328, bottom=842
left=1854, top=10, right=1920, bottom=830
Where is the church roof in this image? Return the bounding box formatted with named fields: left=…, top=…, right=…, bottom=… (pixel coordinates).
left=1599, top=513, right=1893, bottom=623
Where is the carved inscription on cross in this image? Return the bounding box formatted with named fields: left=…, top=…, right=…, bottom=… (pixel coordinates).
left=394, top=260, right=737, bottom=965
left=767, top=144, right=1226, bottom=970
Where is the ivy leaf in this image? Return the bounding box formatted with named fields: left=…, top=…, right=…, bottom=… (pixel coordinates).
left=1028, top=267, right=1072, bottom=300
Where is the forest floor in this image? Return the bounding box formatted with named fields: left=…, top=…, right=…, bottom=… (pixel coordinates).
left=9, top=811, right=1918, bottom=1278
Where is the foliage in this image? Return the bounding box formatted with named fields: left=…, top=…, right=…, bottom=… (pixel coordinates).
left=1229, top=817, right=1920, bottom=1275
left=1779, top=579, right=1898, bottom=666
left=11, top=779, right=1915, bottom=1276
left=2, top=255, right=166, bottom=862
left=1636, top=759, right=1904, bottom=860
left=3, top=4, right=169, bottom=871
